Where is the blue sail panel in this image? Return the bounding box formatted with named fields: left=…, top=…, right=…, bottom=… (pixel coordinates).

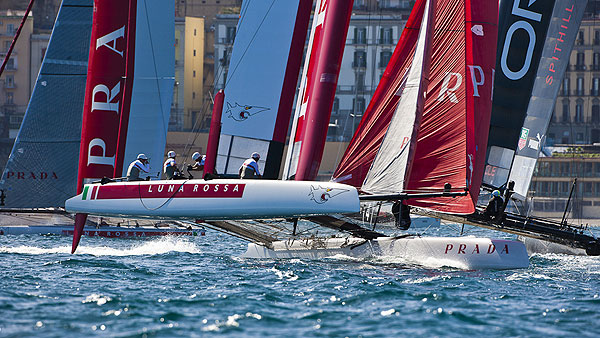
left=0, top=0, right=93, bottom=208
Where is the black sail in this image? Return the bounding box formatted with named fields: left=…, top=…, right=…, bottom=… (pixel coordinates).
left=484, top=0, right=588, bottom=199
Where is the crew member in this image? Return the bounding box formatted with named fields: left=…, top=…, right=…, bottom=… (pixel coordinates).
left=127, top=154, right=150, bottom=181
left=392, top=201, right=411, bottom=230
left=187, top=152, right=205, bottom=172
left=484, top=190, right=504, bottom=221
left=239, top=152, right=262, bottom=179
left=163, top=150, right=180, bottom=179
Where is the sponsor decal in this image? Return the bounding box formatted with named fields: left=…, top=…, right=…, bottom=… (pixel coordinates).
left=444, top=243, right=510, bottom=255
left=5, top=172, right=59, bottom=180
left=225, top=102, right=270, bottom=122
left=90, top=183, right=246, bottom=200
left=467, top=154, right=474, bottom=187
left=309, top=185, right=349, bottom=204
left=528, top=132, right=543, bottom=150
left=499, top=0, right=544, bottom=81
left=546, top=4, right=575, bottom=86
left=471, top=24, right=484, bottom=36
left=518, top=127, right=529, bottom=150
left=437, top=72, right=463, bottom=103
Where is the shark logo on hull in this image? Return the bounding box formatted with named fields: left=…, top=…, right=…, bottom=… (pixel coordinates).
left=309, top=185, right=349, bottom=204
left=225, top=102, right=270, bottom=121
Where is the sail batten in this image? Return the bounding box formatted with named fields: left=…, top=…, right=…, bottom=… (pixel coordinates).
left=407, top=0, right=498, bottom=214
left=361, top=0, right=433, bottom=194
left=332, top=0, right=427, bottom=188
left=334, top=0, right=498, bottom=215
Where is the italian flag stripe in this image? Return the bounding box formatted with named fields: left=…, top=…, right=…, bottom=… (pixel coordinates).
left=82, top=186, right=89, bottom=200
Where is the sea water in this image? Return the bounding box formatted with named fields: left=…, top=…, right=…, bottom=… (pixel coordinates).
left=0, top=223, right=599, bottom=337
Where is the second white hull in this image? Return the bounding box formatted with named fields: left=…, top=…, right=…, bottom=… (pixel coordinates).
left=243, top=236, right=529, bottom=270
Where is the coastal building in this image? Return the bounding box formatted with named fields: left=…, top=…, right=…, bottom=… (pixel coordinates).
left=0, top=10, right=34, bottom=140
left=173, top=16, right=205, bottom=132
left=530, top=146, right=600, bottom=219
left=550, top=18, right=600, bottom=145
left=174, top=0, right=242, bottom=131
left=213, top=8, right=411, bottom=142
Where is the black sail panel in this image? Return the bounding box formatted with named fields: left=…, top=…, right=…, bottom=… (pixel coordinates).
left=484, top=0, right=588, bottom=199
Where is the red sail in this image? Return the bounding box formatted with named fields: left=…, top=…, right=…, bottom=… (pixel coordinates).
left=406, top=0, right=498, bottom=214
left=332, top=0, right=427, bottom=188
left=76, top=0, right=132, bottom=192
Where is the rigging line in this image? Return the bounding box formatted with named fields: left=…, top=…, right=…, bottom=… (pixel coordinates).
left=211, top=0, right=255, bottom=90
left=0, top=0, right=35, bottom=77
left=222, top=0, right=278, bottom=91
left=142, top=0, right=169, bottom=145
left=137, top=179, right=190, bottom=211
left=182, top=1, right=274, bottom=158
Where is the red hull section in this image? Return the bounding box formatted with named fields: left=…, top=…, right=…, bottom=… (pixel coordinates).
left=77, top=0, right=133, bottom=192
left=332, top=0, right=427, bottom=187
left=294, top=0, right=354, bottom=181
left=82, top=183, right=246, bottom=200
left=205, top=90, right=224, bottom=176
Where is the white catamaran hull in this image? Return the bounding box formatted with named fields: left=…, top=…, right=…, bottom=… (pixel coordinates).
left=243, top=236, right=529, bottom=270
left=65, top=179, right=360, bottom=220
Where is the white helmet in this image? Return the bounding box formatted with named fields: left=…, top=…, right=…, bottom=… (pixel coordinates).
left=192, top=152, right=201, bottom=161
left=167, top=150, right=176, bottom=158
left=137, top=153, right=148, bottom=160
left=251, top=152, right=260, bottom=160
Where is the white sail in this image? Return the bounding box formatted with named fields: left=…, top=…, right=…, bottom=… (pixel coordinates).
left=217, top=0, right=310, bottom=178
left=361, top=0, right=433, bottom=194
left=120, top=0, right=174, bottom=178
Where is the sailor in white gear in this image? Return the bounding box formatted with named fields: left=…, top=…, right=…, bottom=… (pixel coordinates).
left=239, top=152, right=262, bottom=179
left=127, top=153, right=150, bottom=181
left=163, top=150, right=179, bottom=179
left=188, top=152, right=205, bottom=171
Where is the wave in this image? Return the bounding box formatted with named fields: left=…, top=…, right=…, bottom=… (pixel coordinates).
left=0, top=237, right=201, bottom=256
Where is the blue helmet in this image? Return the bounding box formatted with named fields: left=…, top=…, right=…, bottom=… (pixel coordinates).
left=492, top=190, right=501, bottom=197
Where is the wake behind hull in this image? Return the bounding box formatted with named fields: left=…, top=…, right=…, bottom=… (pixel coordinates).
left=65, top=179, right=360, bottom=220
left=243, top=236, right=529, bottom=270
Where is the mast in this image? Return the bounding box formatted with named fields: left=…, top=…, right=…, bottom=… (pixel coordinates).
left=284, top=0, right=354, bottom=181
left=76, top=0, right=132, bottom=192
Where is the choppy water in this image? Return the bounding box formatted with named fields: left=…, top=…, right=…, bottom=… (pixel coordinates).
left=1, top=224, right=599, bottom=337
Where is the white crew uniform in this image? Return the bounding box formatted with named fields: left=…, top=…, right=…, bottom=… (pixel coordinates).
left=163, top=157, right=178, bottom=179
left=239, top=158, right=261, bottom=179
left=127, top=160, right=150, bottom=181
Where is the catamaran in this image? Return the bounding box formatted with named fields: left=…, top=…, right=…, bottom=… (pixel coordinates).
left=0, top=0, right=201, bottom=238
left=64, top=0, right=533, bottom=270
left=62, top=0, right=599, bottom=268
